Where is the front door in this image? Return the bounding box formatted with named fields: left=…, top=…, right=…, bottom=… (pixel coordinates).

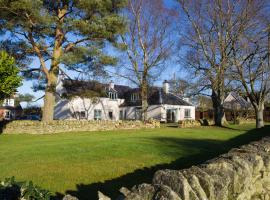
left=166, top=109, right=176, bottom=123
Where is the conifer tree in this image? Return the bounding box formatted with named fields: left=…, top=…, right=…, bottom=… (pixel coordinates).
left=0, top=0, right=126, bottom=121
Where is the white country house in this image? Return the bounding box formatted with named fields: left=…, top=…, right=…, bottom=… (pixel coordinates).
left=54, top=75, right=195, bottom=122
left=223, top=92, right=251, bottom=110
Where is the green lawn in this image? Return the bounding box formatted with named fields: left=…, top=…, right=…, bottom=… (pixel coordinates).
left=0, top=124, right=269, bottom=199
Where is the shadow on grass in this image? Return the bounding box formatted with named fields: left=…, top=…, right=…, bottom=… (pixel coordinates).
left=53, top=125, right=270, bottom=200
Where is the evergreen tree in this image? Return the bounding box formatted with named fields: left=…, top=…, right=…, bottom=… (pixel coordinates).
left=0, top=0, right=126, bottom=121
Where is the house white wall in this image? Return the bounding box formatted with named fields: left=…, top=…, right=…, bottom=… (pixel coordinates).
left=162, top=104, right=195, bottom=122
left=120, top=104, right=195, bottom=122
left=120, top=105, right=162, bottom=120
left=54, top=76, right=196, bottom=122
left=54, top=97, right=124, bottom=120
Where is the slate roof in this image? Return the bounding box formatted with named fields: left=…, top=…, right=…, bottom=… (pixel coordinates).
left=224, top=92, right=251, bottom=109
left=120, top=87, right=192, bottom=107
left=62, top=79, right=131, bottom=98
left=61, top=79, right=193, bottom=106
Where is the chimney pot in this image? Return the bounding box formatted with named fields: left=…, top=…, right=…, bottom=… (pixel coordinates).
left=109, top=81, right=114, bottom=89
left=163, top=80, right=169, bottom=94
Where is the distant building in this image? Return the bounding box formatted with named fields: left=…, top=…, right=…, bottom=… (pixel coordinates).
left=223, top=92, right=251, bottom=110
left=0, top=95, right=22, bottom=120
left=54, top=75, right=196, bottom=122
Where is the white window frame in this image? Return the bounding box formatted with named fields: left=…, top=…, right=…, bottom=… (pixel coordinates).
left=4, top=111, right=11, bottom=120
left=184, top=109, right=191, bottom=119
left=109, top=92, right=117, bottom=100
left=94, top=109, right=102, bottom=120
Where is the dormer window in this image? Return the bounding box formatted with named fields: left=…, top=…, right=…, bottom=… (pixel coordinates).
left=2, top=98, right=14, bottom=107
left=131, top=93, right=140, bottom=101
left=108, top=91, right=117, bottom=100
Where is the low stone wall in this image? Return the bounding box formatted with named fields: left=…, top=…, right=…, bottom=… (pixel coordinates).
left=1, top=120, right=160, bottom=134
left=100, top=137, right=270, bottom=200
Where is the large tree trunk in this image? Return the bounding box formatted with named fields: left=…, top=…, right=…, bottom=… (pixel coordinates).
left=255, top=105, right=264, bottom=129
left=43, top=83, right=56, bottom=122
left=141, top=79, right=148, bottom=121
left=42, top=72, right=58, bottom=122
left=42, top=8, right=65, bottom=122
left=212, top=90, right=227, bottom=126
left=42, top=10, right=65, bottom=122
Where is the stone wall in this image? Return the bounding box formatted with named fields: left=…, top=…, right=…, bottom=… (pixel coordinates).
left=101, top=137, right=270, bottom=200
left=0, top=120, right=160, bottom=134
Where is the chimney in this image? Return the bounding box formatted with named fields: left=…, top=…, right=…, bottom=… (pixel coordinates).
left=109, top=81, right=114, bottom=89
left=163, top=80, right=169, bottom=94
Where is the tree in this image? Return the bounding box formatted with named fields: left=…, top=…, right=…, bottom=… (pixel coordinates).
left=230, top=1, right=270, bottom=128
left=177, top=0, right=258, bottom=126
left=0, top=51, right=22, bottom=101
left=0, top=0, right=126, bottom=121
left=15, top=93, right=35, bottom=107
left=120, top=0, right=176, bottom=121
left=169, top=77, right=190, bottom=97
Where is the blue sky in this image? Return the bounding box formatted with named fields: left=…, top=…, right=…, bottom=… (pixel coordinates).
left=17, top=0, right=184, bottom=106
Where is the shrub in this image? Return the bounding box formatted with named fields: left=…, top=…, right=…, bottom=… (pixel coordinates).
left=0, top=177, right=51, bottom=200
left=178, top=120, right=201, bottom=128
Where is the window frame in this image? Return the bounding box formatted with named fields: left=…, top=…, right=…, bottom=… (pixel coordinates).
left=94, top=109, right=102, bottom=120
left=108, top=91, right=117, bottom=100
left=184, top=109, right=191, bottom=119
left=80, top=111, right=86, bottom=119
left=4, top=111, right=11, bottom=119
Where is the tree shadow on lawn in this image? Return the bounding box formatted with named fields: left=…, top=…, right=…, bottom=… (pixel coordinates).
left=53, top=125, right=270, bottom=200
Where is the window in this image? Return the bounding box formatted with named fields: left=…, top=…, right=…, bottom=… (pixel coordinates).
left=3, top=99, right=9, bottom=106
left=80, top=111, right=86, bottom=119
left=94, top=109, right=102, bottom=120
left=4, top=111, right=11, bottom=120
left=108, top=92, right=117, bottom=100
left=73, top=111, right=86, bottom=119
left=119, top=110, right=123, bottom=120
left=108, top=111, right=113, bottom=120
left=184, top=109, right=191, bottom=118
left=135, top=108, right=142, bottom=120
left=131, top=93, right=140, bottom=101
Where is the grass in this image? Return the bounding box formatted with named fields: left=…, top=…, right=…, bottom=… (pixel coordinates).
left=0, top=124, right=269, bottom=199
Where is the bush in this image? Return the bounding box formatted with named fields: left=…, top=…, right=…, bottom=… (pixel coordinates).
left=0, top=177, right=50, bottom=200
left=178, top=120, right=201, bottom=128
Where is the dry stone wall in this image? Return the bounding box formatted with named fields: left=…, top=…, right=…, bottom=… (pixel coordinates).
left=1, top=120, right=160, bottom=134
left=101, top=137, right=270, bottom=200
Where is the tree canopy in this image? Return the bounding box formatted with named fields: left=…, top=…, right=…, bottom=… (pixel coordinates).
left=0, top=0, right=127, bottom=121
left=0, top=51, right=22, bottom=101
